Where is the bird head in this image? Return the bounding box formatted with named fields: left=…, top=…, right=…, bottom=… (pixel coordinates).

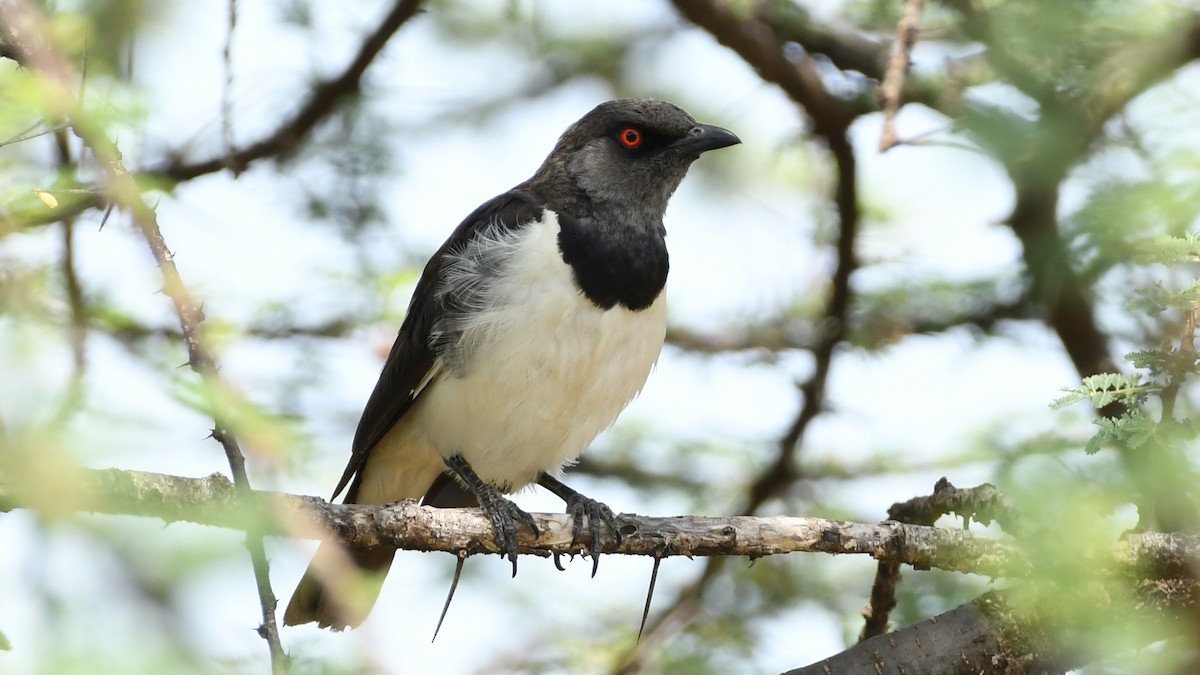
left=528, top=99, right=740, bottom=221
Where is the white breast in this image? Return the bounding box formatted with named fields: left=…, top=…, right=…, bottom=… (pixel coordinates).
left=354, top=212, right=666, bottom=504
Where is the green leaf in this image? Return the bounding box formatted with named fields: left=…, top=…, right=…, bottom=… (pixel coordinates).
left=1136, top=232, right=1200, bottom=268
left=1050, top=391, right=1087, bottom=409
left=1055, top=373, right=1150, bottom=411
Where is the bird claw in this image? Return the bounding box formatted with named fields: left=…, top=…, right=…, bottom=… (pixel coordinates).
left=480, top=491, right=538, bottom=577
left=444, top=455, right=539, bottom=577
left=564, top=493, right=622, bottom=577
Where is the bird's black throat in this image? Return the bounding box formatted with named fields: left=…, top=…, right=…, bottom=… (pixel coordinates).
left=556, top=212, right=668, bottom=311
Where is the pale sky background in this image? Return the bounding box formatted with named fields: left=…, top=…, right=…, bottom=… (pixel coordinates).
left=0, top=0, right=1168, bottom=673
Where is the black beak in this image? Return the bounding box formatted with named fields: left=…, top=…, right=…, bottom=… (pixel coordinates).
left=667, top=124, right=741, bottom=156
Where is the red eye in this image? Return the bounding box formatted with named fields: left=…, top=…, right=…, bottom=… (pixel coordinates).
left=618, top=127, right=643, bottom=149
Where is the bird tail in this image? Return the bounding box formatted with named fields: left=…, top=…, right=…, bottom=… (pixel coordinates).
left=283, top=543, right=396, bottom=630
left=284, top=474, right=477, bottom=630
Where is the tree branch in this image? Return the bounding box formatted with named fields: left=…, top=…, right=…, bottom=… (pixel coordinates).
left=629, top=5, right=867, bottom=668
left=670, top=0, right=861, bottom=513
left=801, top=579, right=1200, bottom=674
left=157, top=0, right=424, bottom=182
left=0, top=1, right=424, bottom=236
left=0, top=4, right=291, bottom=669
left=670, top=0, right=852, bottom=137
left=5, top=467, right=1198, bottom=584
left=749, top=130, right=858, bottom=511
left=889, top=477, right=1021, bottom=533
left=0, top=467, right=1011, bottom=571
left=861, top=478, right=1019, bottom=642
left=9, top=464, right=1200, bottom=674
left=1087, top=11, right=1200, bottom=130
left=753, top=0, right=887, bottom=77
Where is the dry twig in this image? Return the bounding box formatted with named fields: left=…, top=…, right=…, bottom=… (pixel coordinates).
left=0, top=4, right=287, bottom=669
left=878, top=0, right=923, bottom=151
left=5, top=467, right=1200, bottom=581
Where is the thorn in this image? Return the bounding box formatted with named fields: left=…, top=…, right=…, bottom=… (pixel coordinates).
left=432, top=553, right=466, bottom=643
left=637, top=555, right=662, bottom=644
left=98, top=203, right=115, bottom=231
left=553, top=552, right=566, bottom=571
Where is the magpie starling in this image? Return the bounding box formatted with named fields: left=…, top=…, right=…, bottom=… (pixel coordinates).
left=285, top=99, right=739, bottom=630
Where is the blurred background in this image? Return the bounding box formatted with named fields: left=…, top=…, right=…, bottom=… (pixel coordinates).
left=2, top=0, right=1200, bottom=673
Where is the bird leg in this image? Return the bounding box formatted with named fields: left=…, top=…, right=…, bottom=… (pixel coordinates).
left=537, top=473, right=622, bottom=577
left=444, top=454, right=538, bottom=577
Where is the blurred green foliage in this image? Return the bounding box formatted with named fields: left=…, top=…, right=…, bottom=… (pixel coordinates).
left=3, top=0, right=1200, bottom=673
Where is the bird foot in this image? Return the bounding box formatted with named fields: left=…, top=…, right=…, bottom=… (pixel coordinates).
left=444, top=455, right=538, bottom=576
left=477, top=487, right=539, bottom=576
left=565, top=492, right=622, bottom=577
left=538, top=474, right=622, bottom=577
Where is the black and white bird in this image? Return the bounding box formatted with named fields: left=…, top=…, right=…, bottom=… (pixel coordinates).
left=285, top=99, right=739, bottom=630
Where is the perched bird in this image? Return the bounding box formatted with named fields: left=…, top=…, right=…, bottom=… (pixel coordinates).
left=285, top=98, right=739, bottom=630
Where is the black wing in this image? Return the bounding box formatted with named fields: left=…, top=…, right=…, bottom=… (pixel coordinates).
left=333, top=189, right=545, bottom=503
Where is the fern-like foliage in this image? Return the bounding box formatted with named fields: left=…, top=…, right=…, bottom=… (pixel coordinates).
left=1055, top=232, right=1200, bottom=455
left=1136, top=232, right=1200, bottom=268
left=1051, top=373, right=1149, bottom=411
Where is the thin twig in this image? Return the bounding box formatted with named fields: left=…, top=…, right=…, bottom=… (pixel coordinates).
left=221, top=0, right=237, bottom=172
left=100, top=129, right=291, bottom=675
left=624, top=5, right=865, bottom=668
left=0, top=3, right=287, bottom=671
left=0, top=0, right=417, bottom=235
left=160, top=0, right=424, bottom=182
left=0, top=120, right=70, bottom=148
left=53, top=227, right=87, bottom=419
left=878, top=0, right=923, bottom=151
left=745, top=129, right=858, bottom=514
left=117, top=129, right=293, bottom=675
left=1160, top=304, right=1198, bottom=422
left=669, top=0, right=848, bottom=136
left=55, top=128, right=88, bottom=417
